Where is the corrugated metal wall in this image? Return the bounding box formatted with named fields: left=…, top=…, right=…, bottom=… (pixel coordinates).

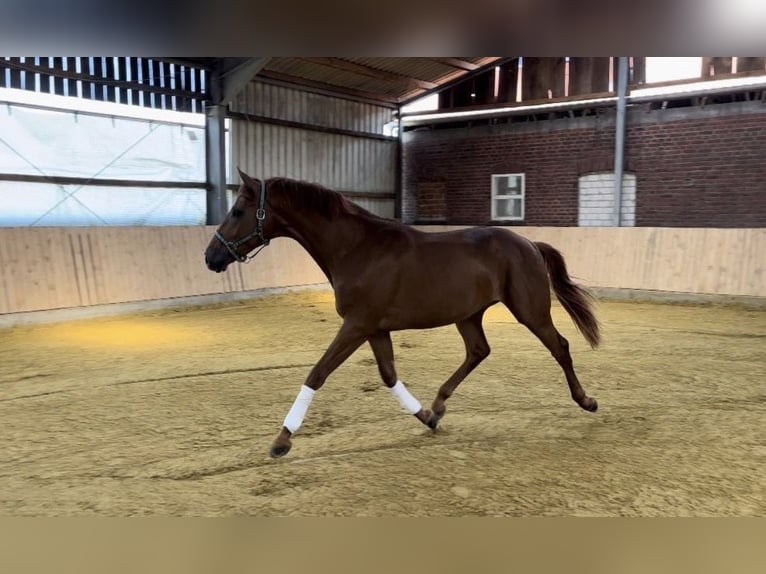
left=230, top=81, right=397, bottom=218
left=233, top=81, right=393, bottom=132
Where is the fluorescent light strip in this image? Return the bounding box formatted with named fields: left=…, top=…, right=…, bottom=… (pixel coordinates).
left=402, top=96, right=618, bottom=124
left=629, top=74, right=766, bottom=99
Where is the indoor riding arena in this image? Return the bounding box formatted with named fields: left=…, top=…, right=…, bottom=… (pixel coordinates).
left=1, top=57, right=764, bottom=517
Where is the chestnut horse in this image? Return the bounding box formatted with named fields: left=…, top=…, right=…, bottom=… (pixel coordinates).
left=205, top=171, right=600, bottom=458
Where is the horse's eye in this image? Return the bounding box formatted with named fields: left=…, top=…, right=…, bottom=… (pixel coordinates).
left=232, top=208, right=244, bottom=218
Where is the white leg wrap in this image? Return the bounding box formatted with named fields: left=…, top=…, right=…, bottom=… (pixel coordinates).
left=389, top=380, right=422, bottom=415
left=283, top=385, right=316, bottom=433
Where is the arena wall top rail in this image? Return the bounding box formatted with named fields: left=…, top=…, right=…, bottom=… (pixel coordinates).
left=0, top=226, right=763, bottom=318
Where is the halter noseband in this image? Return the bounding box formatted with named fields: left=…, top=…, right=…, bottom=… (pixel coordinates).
left=214, top=179, right=270, bottom=263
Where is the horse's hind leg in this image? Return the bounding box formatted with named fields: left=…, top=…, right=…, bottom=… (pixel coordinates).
left=530, top=320, right=597, bottom=412
left=368, top=331, right=430, bottom=426
left=427, top=309, right=491, bottom=430
left=504, top=289, right=597, bottom=412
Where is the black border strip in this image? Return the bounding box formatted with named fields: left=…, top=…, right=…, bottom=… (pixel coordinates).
left=227, top=110, right=397, bottom=142
left=0, top=173, right=205, bottom=188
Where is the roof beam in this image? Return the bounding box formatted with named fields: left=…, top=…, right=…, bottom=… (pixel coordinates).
left=301, top=58, right=439, bottom=91
left=221, top=57, right=270, bottom=104
left=157, top=57, right=217, bottom=71
left=397, top=57, right=512, bottom=105
left=208, top=57, right=270, bottom=105
left=432, top=58, right=480, bottom=71
left=257, top=69, right=399, bottom=104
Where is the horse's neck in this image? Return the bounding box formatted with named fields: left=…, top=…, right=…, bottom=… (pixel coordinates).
left=274, top=203, right=367, bottom=283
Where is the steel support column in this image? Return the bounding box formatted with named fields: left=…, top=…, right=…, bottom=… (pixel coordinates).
left=613, top=56, right=629, bottom=227
left=394, top=108, right=403, bottom=220
left=205, top=57, right=270, bottom=224
left=205, top=103, right=228, bottom=224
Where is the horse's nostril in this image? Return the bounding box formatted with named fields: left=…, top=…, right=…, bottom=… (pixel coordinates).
left=205, top=251, right=218, bottom=270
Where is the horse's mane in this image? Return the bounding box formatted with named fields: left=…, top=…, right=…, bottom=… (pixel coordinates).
left=269, top=177, right=383, bottom=221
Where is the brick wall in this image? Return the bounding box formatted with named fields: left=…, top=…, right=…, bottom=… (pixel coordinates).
left=415, top=181, right=447, bottom=221
left=402, top=101, right=766, bottom=227
left=626, top=110, right=765, bottom=227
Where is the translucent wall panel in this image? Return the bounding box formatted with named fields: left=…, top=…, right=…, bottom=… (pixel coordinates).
left=0, top=182, right=206, bottom=226
left=0, top=104, right=204, bottom=181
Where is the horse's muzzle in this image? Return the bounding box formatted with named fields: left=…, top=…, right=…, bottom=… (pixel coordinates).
left=204, top=248, right=231, bottom=273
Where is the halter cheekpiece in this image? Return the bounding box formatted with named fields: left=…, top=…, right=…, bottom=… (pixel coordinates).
left=214, top=179, right=270, bottom=263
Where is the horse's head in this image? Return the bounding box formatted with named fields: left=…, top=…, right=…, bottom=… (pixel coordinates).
left=204, top=169, right=271, bottom=273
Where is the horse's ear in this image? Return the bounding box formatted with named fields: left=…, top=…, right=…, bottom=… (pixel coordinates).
left=237, top=167, right=253, bottom=185
left=237, top=167, right=258, bottom=199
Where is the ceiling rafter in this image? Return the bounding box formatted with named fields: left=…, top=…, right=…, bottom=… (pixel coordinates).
left=405, top=57, right=511, bottom=104
left=257, top=69, right=400, bottom=104
left=8, top=57, right=516, bottom=109
left=300, top=57, right=439, bottom=91
left=432, top=58, right=480, bottom=71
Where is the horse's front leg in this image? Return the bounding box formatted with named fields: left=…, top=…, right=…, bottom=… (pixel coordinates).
left=270, top=321, right=367, bottom=458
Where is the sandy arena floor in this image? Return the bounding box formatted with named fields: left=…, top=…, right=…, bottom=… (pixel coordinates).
left=0, top=290, right=764, bottom=516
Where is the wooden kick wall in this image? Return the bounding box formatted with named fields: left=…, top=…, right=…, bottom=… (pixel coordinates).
left=493, top=227, right=764, bottom=298
left=0, top=226, right=763, bottom=315
left=0, top=226, right=327, bottom=315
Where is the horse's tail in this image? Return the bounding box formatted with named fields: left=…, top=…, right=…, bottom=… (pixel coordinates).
left=535, top=241, right=601, bottom=349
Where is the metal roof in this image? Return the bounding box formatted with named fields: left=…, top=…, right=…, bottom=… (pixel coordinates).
left=172, top=57, right=508, bottom=107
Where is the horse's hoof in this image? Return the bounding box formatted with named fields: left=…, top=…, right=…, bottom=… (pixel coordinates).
left=427, top=410, right=443, bottom=430
left=269, top=441, right=292, bottom=458
left=583, top=397, right=598, bottom=412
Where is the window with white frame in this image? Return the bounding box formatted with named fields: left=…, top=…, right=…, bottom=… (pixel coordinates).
left=491, top=173, right=525, bottom=221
